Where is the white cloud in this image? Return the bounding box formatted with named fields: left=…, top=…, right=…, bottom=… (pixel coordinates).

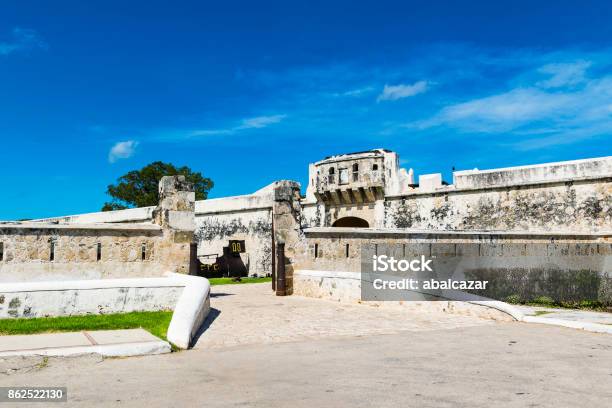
left=189, top=129, right=233, bottom=137
left=331, top=86, right=375, bottom=98
left=416, top=87, right=574, bottom=132
left=108, top=141, right=138, bottom=163
left=409, top=61, right=612, bottom=147
left=0, top=27, right=46, bottom=56
left=536, top=60, right=591, bottom=88
left=190, top=114, right=286, bottom=136
left=377, top=81, right=428, bottom=102
left=239, top=114, right=287, bottom=129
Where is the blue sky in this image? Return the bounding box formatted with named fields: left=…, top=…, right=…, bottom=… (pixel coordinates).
left=1, top=0, right=611, bottom=220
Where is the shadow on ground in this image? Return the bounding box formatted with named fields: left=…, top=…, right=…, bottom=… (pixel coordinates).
left=210, top=292, right=235, bottom=298
left=190, top=308, right=221, bottom=346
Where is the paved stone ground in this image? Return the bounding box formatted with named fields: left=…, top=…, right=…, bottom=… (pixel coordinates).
left=194, top=283, right=493, bottom=349
left=1, top=283, right=611, bottom=407
left=0, top=329, right=169, bottom=357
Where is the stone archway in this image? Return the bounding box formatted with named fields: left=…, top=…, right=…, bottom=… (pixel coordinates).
left=331, top=216, right=369, bottom=228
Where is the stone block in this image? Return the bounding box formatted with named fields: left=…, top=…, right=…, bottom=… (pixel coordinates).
left=419, top=173, right=443, bottom=192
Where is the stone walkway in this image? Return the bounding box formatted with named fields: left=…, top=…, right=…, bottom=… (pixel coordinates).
left=3, top=320, right=612, bottom=407
left=2, top=284, right=611, bottom=407
left=194, top=283, right=493, bottom=349
left=0, top=329, right=170, bottom=357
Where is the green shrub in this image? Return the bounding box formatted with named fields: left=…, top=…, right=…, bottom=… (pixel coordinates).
left=532, top=296, right=556, bottom=306
left=505, top=294, right=522, bottom=304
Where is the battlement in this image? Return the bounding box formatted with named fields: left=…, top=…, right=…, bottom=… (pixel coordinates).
left=453, top=156, right=612, bottom=190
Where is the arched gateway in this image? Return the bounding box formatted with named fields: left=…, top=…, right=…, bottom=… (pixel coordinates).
left=331, top=216, right=369, bottom=228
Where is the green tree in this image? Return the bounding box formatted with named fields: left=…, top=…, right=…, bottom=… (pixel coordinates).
left=102, top=161, right=213, bottom=211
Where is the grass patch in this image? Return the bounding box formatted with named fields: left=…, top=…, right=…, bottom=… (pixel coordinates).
left=504, top=294, right=610, bottom=312
left=0, top=311, right=173, bottom=341
left=522, top=301, right=610, bottom=312
left=208, top=277, right=272, bottom=286
left=533, top=310, right=554, bottom=316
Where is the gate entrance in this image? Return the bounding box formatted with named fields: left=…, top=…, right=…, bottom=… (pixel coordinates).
left=196, top=240, right=248, bottom=278
left=332, top=217, right=369, bottom=228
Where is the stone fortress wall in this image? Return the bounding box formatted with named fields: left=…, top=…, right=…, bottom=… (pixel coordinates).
left=289, top=151, right=612, bottom=305
left=7, top=149, right=611, bottom=283
left=0, top=176, right=196, bottom=282
left=301, top=150, right=612, bottom=233
left=32, top=184, right=279, bottom=277
left=290, top=228, right=611, bottom=305
left=0, top=223, right=167, bottom=282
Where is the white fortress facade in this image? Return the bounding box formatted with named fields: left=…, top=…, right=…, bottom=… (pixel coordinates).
left=2, top=149, right=611, bottom=280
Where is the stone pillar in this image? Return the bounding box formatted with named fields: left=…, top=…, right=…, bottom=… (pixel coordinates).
left=153, top=175, right=196, bottom=274
left=272, top=180, right=303, bottom=295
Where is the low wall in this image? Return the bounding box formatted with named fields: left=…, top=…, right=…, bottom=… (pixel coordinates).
left=0, top=222, right=192, bottom=282
left=31, top=206, right=155, bottom=224
left=293, top=270, right=519, bottom=321
left=0, top=277, right=183, bottom=318
left=290, top=228, right=612, bottom=316
left=0, top=274, right=211, bottom=349
left=453, top=156, right=612, bottom=189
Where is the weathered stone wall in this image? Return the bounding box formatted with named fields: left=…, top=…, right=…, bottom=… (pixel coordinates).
left=300, top=155, right=612, bottom=233
left=195, top=209, right=273, bottom=276
left=193, top=183, right=276, bottom=276
left=296, top=228, right=611, bottom=271
left=0, top=176, right=195, bottom=282
left=384, top=178, right=611, bottom=232
left=290, top=228, right=612, bottom=305
left=16, top=154, right=611, bottom=283
left=0, top=224, right=174, bottom=281
left=28, top=181, right=279, bottom=278
left=272, top=180, right=304, bottom=293
left=0, top=280, right=183, bottom=318
left=32, top=206, right=155, bottom=224
left=304, top=149, right=415, bottom=201
left=453, top=156, right=611, bottom=189
left=301, top=203, right=324, bottom=228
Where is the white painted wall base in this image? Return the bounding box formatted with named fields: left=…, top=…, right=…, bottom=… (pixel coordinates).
left=0, top=274, right=211, bottom=349
left=293, top=269, right=522, bottom=322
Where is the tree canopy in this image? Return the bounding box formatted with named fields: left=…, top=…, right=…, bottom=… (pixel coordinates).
left=102, top=161, right=213, bottom=211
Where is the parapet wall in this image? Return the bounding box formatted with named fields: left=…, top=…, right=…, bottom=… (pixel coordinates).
left=32, top=206, right=155, bottom=224
left=290, top=228, right=612, bottom=307
left=0, top=222, right=194, bottom=282
left=384, top=177, right=611, bottom=232
left=0, top=176, right=195, bottom=282
left=453, top=156, right=612, bottom=189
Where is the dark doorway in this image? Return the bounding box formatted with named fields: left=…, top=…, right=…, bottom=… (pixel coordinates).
left=196, top=240, right=248, bottom=278
left=331, top=217, right=369, bottom=228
